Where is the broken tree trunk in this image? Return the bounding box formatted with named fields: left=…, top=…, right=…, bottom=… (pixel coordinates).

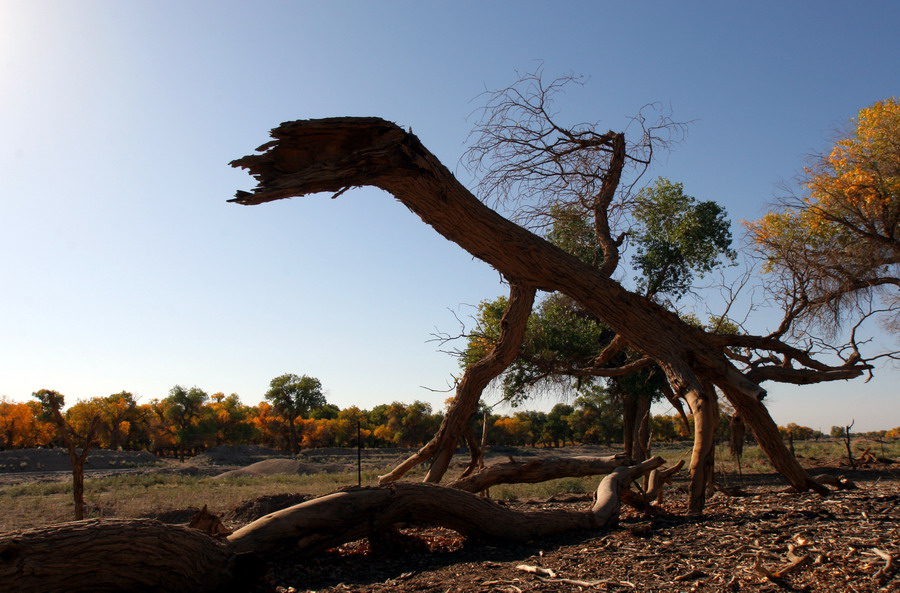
left=2, top=458, right=663, bottom=593
left=844, top=420, right=856, bottom=469
left=229, top=117, right=833, bottom=504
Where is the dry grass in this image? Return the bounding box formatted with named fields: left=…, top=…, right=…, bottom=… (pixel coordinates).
left=1, top=437, right=896, bottom=532
left=0, top=469, right=393, bottom=531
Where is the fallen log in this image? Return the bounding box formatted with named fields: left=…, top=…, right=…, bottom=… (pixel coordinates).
left=811, top=473, right=857, bottom=490
left=0, top=519, right=246, bottom=593
left=0, top=457, right=663, bottom=593
left=228, top=456, right=664, bottom=555
left=446, top=453, right=634, bottom=493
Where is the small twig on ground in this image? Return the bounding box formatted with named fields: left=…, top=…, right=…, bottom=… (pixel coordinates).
left=776, top=544, right=811, bottom=577
left=674, top=568, right=706, bottom=582
left=518, top=564, right=637, bottom=589
left=515, top=564, right=556, bottom=578
left=752, top=552, right=778, bottom=580
left=871, top=548, right=894, bottom=584
left=536, top=575, right=605, bottom=587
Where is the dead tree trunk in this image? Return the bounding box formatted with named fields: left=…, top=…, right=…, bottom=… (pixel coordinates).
left=844, top=420, right=856, bottom=469
left=230, top=117, right=836, bottom=504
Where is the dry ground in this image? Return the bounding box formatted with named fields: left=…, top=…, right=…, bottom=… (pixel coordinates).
left=250, top=468, right=899, bottom=593
left=1, top=446, right=897, bottom=592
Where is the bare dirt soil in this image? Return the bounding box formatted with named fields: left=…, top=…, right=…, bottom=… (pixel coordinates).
left=249, top=467, right=898, bottom=593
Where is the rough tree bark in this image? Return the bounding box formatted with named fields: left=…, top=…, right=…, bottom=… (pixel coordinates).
left=229, top=117, right=836, bottom=506
left=1, top=459, right=663, bottom=593
left=0, top=519, right=241, bottom=593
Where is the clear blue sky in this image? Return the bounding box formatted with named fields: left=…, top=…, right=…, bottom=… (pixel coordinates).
left=1, top=1, right=897, bottom=432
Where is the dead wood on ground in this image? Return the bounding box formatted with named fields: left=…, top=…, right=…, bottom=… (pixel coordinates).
left=0, top=457, right=663, bottom=593
left=446, top=454, right=634, bottom=493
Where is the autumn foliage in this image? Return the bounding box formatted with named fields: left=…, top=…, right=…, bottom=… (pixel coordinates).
left=1, top=385, right=704, bottom=454
left=0, top=389, right=448, bottom=453
left=747, top=98, right=899, bottom=330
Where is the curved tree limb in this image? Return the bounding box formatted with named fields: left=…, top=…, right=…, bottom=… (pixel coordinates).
left=594, top=132, right=626, bottom=277
left=230, top=458, right=667, bottom=556
left=377, top=281, right=535, bottom=485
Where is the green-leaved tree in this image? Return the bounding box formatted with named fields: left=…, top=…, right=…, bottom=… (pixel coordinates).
left=265, top=374, right=326, bottom=453
left=632, top=177, right=736, bottom=299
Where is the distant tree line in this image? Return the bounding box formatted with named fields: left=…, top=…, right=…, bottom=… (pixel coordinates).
left=1, top=375, right=894, bottom=453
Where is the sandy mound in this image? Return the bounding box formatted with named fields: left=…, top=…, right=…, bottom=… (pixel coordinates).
left=214, top=458, right=352, bottom=479
left=0, top=448, right=159, bottom=473
left=190, top=445, right=287, bottom=467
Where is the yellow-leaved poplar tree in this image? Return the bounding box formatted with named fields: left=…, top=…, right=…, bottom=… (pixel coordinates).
left=746, top=98, right=899, bottom=331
